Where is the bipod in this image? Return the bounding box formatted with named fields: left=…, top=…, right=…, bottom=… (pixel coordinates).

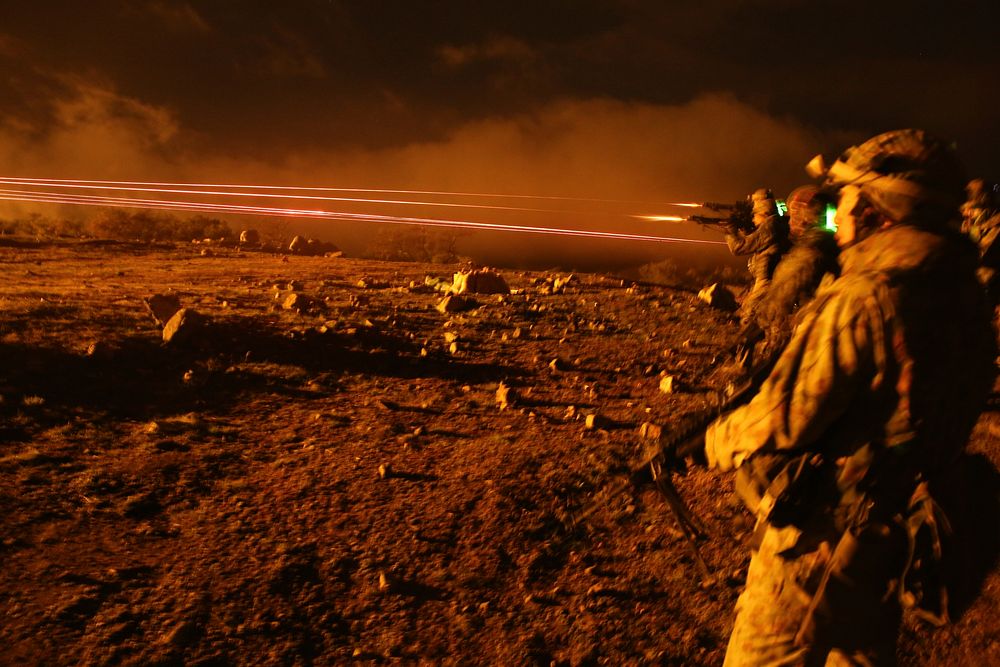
left=649, top=458, right=714, bottom=585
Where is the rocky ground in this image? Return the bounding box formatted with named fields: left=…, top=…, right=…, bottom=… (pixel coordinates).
left=1, top=239, right=997, bottom=666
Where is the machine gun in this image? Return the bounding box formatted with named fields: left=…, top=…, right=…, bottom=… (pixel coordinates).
left=688, top=199, right=755, bottom=234
left=568, top=350, right=778, bottom=584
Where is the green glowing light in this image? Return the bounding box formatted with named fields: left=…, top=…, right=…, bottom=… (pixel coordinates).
left=776, top=199, right=787, bottom=216
left=823, top=203, right=838, bottom=232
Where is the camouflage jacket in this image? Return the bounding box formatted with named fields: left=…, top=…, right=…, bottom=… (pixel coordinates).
left=706, top=224, right=995, bottom=526
left=726, top=215, right=790, bottom=281
left=753, top=228, right=840, bottom=333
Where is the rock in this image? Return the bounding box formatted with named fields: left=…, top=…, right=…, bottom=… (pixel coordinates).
left=451, top=269, right=510, bottom=295
left=659, top=375, right=676, bottom=394
left=162, top=308, right=204, bottom=345
left=496, top=382, right=515, bottom=410
left=424, top=275, right=453, bottom=293
left=697, top=283, right=738, bottom=311
left=160, top=619, right=199, bottom=646
left=639, top=422, right=664, bottom=440
left=282, top=292, right=313, bottom=312
left=553, top=274, right=574, bottom=293
left=144, top=293, right=182, bottom=327
left=239, top=229, right=260, bottom=244
left=548, top=357, right=571, bottom=372
left=284, top=237, right=339, bottom=256
left=584, top=414, right=606, bottom=430
left=200, top=248, right=214, bottom=257
left=436, top=295, right=474, bottom=314
left=378, top=464, right=392, bottom=479
left=85, top=340, right=113, bottom=359
left=357, top=277, right=388, bottom=289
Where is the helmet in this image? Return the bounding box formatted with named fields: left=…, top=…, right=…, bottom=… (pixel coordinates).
left=785, top=185, right=827, bottom=237
left=814, top=129, right=966, bottom=225
left=750, top=188, right=777, bottom=216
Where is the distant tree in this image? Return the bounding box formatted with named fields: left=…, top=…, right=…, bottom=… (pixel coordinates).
left=364, top=226, right=464, bottom=263
left=88, top=210, right=233, bottom=242
left=0, top=213, right=86, bottom=238
left=90, top=209, right=157, bottom=241
left=259, top=218, right=292, bottom=248
left=173, top=215, right=233, bottom=241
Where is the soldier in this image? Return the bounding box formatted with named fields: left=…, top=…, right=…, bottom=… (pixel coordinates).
left=695, top=130, right=995, bottom=665
left=752, top=185, right=840, bottom=347
left=724, top=188, right=791, bottom=325
left=960, top=178, right=1000, bottom=303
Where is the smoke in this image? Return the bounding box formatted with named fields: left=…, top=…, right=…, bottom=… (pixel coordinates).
left=1, top=76, right=845, bottom=270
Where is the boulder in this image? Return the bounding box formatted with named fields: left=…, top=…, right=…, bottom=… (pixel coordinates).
left=282, top=292, right=313, bottom=312
left=162, top=308, right=204, bottom=345
left=698, top=283, right=738, bottom=311
left=239, top=229, right=260, bottom=244
left=436, top=295, right=475, bottom=313
left=144, top=293, right=182, bottom=327
left=288, top=235, right=306, bottom=253
left=451, top=269, right=510, bottom=295
left=639, top=422, right=664, bottom=440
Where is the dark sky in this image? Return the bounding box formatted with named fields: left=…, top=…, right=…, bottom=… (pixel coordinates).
left=2, top=1, right=998, bottom=262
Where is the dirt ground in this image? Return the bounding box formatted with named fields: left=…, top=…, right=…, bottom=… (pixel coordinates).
left=1, top=239, right=997, bottom=666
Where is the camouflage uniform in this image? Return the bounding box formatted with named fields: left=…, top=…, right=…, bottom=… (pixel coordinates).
left=754, top=227, right=840, bottom=344
left=705, top=188, right=995, bottom=662
left=726, top=213, right=791, bottom=323
left=960, top=183, right=1000, bottom=303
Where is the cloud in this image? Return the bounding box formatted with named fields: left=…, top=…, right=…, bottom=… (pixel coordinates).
left=0, top=76, right=179, bottom=175
left=316, top=94, right=829, bottom=202
left=0, top=33, right=22, bottom=58
left=438, top=36, right=538, bottom=68
left=140, top=2, right=211, bottom=34
left=252, top=28, right=327, bottom=78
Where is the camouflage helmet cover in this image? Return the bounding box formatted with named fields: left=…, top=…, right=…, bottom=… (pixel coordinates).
left=821, top=129, right=966, bottom=224
left=785, top=185, right=825, bottom=237
left=750, top=187, right=777, bottom=216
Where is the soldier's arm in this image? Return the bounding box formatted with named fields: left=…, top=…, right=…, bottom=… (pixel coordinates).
left=725, top=219, right=778, bottom=256
left=704, top=276, right=887, bottom=471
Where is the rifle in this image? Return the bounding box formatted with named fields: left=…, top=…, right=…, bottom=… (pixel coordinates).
left=688, top=199, right=755, bottom=234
